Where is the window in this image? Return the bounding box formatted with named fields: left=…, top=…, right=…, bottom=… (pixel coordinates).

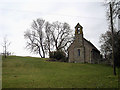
left=78, top=27, right=80, bottom=34
left=78, top=49, right=80, bottom=56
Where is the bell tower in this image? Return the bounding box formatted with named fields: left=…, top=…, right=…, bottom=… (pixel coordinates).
left=75, top=23, right=84, bottom=46
left=73, top=23, right=85, bottom=63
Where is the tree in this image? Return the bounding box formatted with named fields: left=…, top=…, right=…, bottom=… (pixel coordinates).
left=25, top=18, right=73, bottom=58
left=24, top=18, right=46, bottom=58
left=103, top=0, right=119, bottom=75
left=114, top=31, right=120, bottom=67
left=45, top=21, right=74, bottom=55
left=100, top=30, right=120, bottom=65
left=100, top=31, right=112, bottom=59
left=2, top=36, right=11, bottom=58
left=44, top=22, right=54, bottom=55
left=105, top=0, right=119, bottom=24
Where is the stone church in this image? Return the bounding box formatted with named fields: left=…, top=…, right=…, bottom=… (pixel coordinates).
left=68, top=23, right=100, bottom=64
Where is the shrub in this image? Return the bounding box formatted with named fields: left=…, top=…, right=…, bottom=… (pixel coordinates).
left=49, top=51, right=67, bottom=62
left=49, top=51, right=54, bottom=58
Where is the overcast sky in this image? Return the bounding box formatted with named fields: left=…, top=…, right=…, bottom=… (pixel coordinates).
left=0, top=0, right=108, bottom=57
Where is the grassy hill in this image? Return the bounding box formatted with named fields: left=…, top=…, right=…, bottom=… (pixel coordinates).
left=2, top=56, right=118, bottom=88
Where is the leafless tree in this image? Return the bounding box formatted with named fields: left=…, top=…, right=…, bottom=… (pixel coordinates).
left=24, top=19, right=74, bottom=58
left=2, top=36, right=11, bottom=58
left=100, top=31, right=113, bottom=58
left=100, top=0, right=119, bottom=75
left=24, top=18, right=46, bottom=58
left=105, top=0, right=119, bottom=23
left=101, top=0, right=119, bottom=56
left=44, top=22, right=54, bottom=55
left=100, top=30, right=120, bottom=64
left=45, top=21, right=74, bottom=55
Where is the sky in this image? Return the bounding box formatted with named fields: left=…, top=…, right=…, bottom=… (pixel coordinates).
left=0, top=0, right=108, bottom=57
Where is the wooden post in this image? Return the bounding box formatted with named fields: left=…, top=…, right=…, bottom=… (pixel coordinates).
left=109, top=2, right=116, bottom=75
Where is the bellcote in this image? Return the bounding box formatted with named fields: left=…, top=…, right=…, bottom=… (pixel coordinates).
left=75, top=23, right=83, bottom=35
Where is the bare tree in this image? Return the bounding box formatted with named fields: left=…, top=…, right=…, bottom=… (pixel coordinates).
left=100, top=30, right=120, bottom=64
left=105, top=0, right=119, bottom=25
left=44, top=22, right=54, bottom=55
left=100, top=31, right=113, bottom=60
left=24, top=18, right=46, bottom=58
left=102, top=0, right=119, bottom=75
left=24, top=19, right=74, bottom=58
left=2, top=36, right=11, bottom=58
left=45, top=21, right=74, bottom=54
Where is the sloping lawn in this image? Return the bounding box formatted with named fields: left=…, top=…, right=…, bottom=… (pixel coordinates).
left=2, top=56, right=118, bottom=88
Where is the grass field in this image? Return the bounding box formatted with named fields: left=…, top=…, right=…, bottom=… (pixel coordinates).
left=2, top=56, right=118, bottom=88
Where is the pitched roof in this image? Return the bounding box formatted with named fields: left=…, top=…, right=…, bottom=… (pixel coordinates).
left=75, top=23, right=83, bottom=29
left=83, top=38, right=100, bottom=53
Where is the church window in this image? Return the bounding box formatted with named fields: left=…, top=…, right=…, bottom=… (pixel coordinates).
left=78, top=49, right=80, bottom=56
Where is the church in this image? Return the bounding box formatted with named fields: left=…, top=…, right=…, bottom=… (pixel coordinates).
left=68, top=23, right=100, bottom=64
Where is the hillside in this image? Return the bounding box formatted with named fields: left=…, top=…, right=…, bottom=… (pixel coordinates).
left=2, top=56, right=118, bottom=88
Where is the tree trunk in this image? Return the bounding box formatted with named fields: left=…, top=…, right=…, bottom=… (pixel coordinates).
left=38, top=47, right=43, bottom=58
left=40, top=43, right=45, bottom=58
left=47, top=37, right=51, bottom=57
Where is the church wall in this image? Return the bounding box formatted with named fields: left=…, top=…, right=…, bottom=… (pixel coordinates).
left=91, top=50, right=100, bottom=64
left=84, top=40, right=92, bottom=63
left=73, top=36, right=85, bottom=63
left=68, top=42, right=75, bottom=62
left=73, top=47, right=85, bottom=63
left=68, top=40, right=85, bottom=63
left=84, top=39, right=99, bottom=63
left=68, top=38, right=100, bottom=63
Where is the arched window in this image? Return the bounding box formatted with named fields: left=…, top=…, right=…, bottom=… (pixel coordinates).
left=78, top=49, right=80, bottom=56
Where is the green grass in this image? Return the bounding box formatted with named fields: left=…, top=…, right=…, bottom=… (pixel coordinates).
left=2, top=56, right=118, bottom=88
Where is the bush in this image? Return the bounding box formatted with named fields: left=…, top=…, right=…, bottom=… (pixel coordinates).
left=49, top=51, right=54, bottom=58
left=49, top=51, right=68, bottom=62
